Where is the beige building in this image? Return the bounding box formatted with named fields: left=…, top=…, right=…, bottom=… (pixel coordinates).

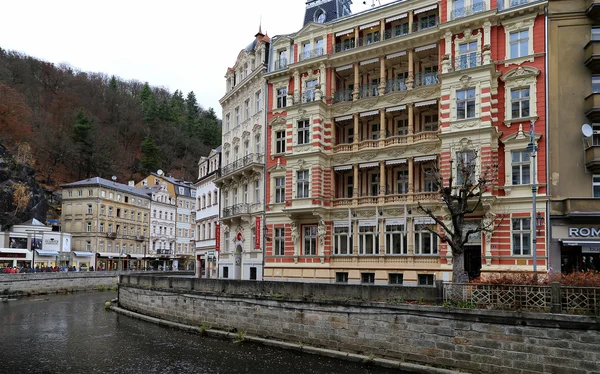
left=548, top=0, right=600, bottom=272
left=61, top=177, right=151, bottom=270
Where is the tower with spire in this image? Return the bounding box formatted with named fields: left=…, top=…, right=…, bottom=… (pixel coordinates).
left=303, top=0, right=352, bottom=26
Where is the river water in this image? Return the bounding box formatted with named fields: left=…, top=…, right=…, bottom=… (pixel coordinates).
left=0, top=292, right=405, bottom=374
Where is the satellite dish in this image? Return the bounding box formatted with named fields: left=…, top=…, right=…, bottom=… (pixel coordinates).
left=582, top=124, right=593, bottom=138
left=111, top=176, right=117, bottom=181
left=157, top=169, right=164, bottom=176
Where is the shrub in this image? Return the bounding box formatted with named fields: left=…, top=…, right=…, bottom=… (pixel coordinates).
left=473, top=272, right=600, bottom=287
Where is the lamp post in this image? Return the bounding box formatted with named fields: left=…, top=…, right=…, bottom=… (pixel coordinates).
left=526, top=120, right=538, bottom=276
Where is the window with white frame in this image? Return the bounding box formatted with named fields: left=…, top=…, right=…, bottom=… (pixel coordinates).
left=235, top=106, right=240, bottom=126
left=274, top=227, right=285, bottom=256
left=297, top=170, right=310, bottom=198
left=234, top=189, right=239, bottom=205
left=334, top=224, right=353, bottom=255
left=275, top=130, right=286, bottom=154
left=456, top=150, right=476, bottom=185
left=511, top=88, right=530, bottom=118
left=244, top=99, right=250, bottom=120
left=385, top=222, right=407, bottom=255
left=255, top=134, right=261, bottom=154
left=277, top=88, right=287, bottom=108
left=511, top=151, right=530, bottom=185
left=359, top=223, right=379, bottom=255
left=87, top=205, right=93, bottom=214
left=303, top=226, right=317, bottom=255
left=274, top=177, right=285, bottom=203
left=255, top=90, right=262, bottom=113
left=86, top=222, right=92, bottom=232
left=509, top=30, right=529, bottom=59
left=594, top=175, right=600, bottom=198
left=456, top=88, right=476, bottom=119
left=414, top=223, right=438, bottom=254
left=593, top=75, right=600, bottom=94
left=254, top=180, right=260, bottom=203
left=225, top=114, right=230, bottom=131
left=512, top=218, right=531, bottom=255
left=297, top=120, right=310, bottom=145
left=243, top=184, right=248, bottom=204
left=224, top=231, right=230, bottom=252
left=457, top=41, right=478, bottom=70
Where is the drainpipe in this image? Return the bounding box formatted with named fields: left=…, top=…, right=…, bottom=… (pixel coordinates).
left=544, top=5, right=551, bottom=271
left=262, top=75, right=269, bottom=281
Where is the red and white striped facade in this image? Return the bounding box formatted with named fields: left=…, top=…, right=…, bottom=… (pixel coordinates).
left=262, top=0, right=548, bottom=284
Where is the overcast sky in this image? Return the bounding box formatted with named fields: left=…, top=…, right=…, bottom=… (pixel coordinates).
left=0, top=0, right=394, bottom=118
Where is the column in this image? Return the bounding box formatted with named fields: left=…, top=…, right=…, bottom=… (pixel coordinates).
left=353, top=62, right=360, bottom=101
left=407, top=48, right=414, bottom=89
left=407, top=103, right=414, bottom=142
left=354, top=26, right=360, bottom=48
left=408, top=157, right=414, bottom=199
left=353, top=113, right=359, bottom=144
left=293, top=70, right=300, bottom=104
left=319, top=63, right=326, bottom=100
left=353, top=164, right=359, bottom=199
left=407, top=217, right=414, bottom=255
left=379, top=57, right=386, bottom=96
left=330, top=65, right=336, bottom=100
left=332, top=119, right=337, bottom=147
left=408, top=10, right=414, bottom=34
left=379, top=108, right=386, bottom=140
left=379, top=160, right=386, bottom=196
left=332, top=170, right=337, bottom=200
left=380, top=19, right=386, bottom=39
left=353, top=218, right=359, bottom=257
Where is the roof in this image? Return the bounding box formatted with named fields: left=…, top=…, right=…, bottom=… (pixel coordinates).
left=150, top=173, right=197, bottom=198
left=62, top=177, right=151, bottom=199
left=245, top=39, right=258, bottom=53
left=19, top=218, right=45, bottom=226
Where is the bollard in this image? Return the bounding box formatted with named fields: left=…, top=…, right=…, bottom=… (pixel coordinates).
left=550, top=282, right=562, bottom=314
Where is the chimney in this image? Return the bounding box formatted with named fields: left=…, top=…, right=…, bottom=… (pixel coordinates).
left=128, top=181, right=135, bottom=187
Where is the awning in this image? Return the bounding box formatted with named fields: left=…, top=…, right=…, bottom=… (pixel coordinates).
left=415, top=43, right=437, bottom=52
left=334, top=165, right=353, bottom=171
left=359, top=162, right=378, bottom=169
left=129, top=254, right=145, bottom=259
left=387, top=51, right=406, bottom=59
left=386, top=218, right=406, bottom=226
left=415, top=99, right=438, bottom=107
left=386, top=159, right=407, bottom=165
left=335, top=29, right=354, bottom=37
left=414, top=217, right=436, bottom=225
left=335, top=64, right=353, bottom=72
left=359, top=22, right=380, bottom=30
left=561, top=240, right=600, bottom=247
left=359, top=219, right=377, bottom=227
left=414, top=155, right=437, bottom=163
left=360, top=110, right=378, bottom=117
left=360, top=58, right=379, bottom=66
left=386, top=105, right=406, bottom=112
left=335, top=115, right=353, bottom=121
left=386, top=13, right=407, bottom=23
left=73, top=251, right=94, bottom=257
left=96, top=252, right=124, bottom=258
left=35, top=250, right=59, bottom=257
left=414, top=4, right=438, bottom=14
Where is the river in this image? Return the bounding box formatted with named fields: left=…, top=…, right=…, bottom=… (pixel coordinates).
left=0, top=292, right=405, bottom=373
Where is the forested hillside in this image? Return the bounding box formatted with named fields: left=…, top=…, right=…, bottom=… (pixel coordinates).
left=0, top=47, right=221, bottom=187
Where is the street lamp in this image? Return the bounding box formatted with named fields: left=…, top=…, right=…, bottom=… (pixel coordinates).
left=536, top=212, right=544, bottom=236
left=526, top=120, right=538, bottom=276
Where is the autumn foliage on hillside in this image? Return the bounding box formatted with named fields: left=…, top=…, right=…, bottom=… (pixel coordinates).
left=0, top=48, right=221, bottom=186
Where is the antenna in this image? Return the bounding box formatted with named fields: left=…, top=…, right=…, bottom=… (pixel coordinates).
left=362, top=0, right=381, bottom=8
left=582, top=124, right=593, bottom=138
left=157, top=169, right=164, bottom=176
left=111, top=175, right=117, bottom=185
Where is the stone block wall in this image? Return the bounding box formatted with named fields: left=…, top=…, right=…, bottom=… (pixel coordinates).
left=118, top=278, right=600, bottom=374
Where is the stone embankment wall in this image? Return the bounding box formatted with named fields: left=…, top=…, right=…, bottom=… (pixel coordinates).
left=118, top=275, right=600, bottom=374
left=0, top=271, right=191, bottom=296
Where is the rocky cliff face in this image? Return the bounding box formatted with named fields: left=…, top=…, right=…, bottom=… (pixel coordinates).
left=0, top=144, right=48, bottom=230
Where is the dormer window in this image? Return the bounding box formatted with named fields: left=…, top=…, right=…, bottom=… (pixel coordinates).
left=315, top=9, right=326, bottom=23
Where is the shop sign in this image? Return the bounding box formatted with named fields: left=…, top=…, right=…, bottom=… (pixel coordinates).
left=215, top=224, right=220, bottom=252
left=0, top=252, right=26, bottom=258
left=582, top=246, right=600, bottom=254
left=569, top=228, right=600, bottom=237
left=255, top=217, right=261, bottom=250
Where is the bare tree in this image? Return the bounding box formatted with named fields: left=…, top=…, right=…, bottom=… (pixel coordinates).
left=417, top=149, right=503, bottom=286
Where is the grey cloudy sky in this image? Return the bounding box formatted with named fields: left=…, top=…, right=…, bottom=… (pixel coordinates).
left=0, top=0, right=393, bottom=118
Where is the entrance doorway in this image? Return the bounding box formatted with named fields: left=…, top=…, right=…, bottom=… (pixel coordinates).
left=464, top=245, right=482, bottom=279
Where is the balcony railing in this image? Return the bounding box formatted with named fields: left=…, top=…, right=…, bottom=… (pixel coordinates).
left=335, top=41, right=356, bottom=53
left=135, top=235, right=145, bottom=242
left=453, top=52, right=482, bottom=71
left=498, top=0, right=540, bottom=11
left=274, top=59, right=288, bottom=71
left=358, top=84, right=380, bottom=99
left=357, top=33, right=381, bottom=47
left=106, top=232, right=117, bottom=239
left=220, top=153, right=264, bottom=177
left=156, top=249, right=173, bottom=255
left=450, top=2, right=486, bottom=20
left=385, top=78, right=408, bottom=93
left=302, top=90, right=317, bottom=103
left=222, top=203, right=250, bottom=218
left=384, top=135, right=409, bottom=146
left=334, top=130, right=438, bottom=153
left=332, top=192, right=438, bottom=206
left=299, top=48, right=324, bottom=62
left=333, top=88, right=353, bottom=103
left=413, top=130, right=439, bottom=142
left=333, top=143, right=354, bottom=152
left=414, top=72, right=439, bottom=87
left=412, top=17, right=438, bottom=32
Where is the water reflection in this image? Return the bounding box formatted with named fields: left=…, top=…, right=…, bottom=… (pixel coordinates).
left=0, top=292, right=404, bottom=374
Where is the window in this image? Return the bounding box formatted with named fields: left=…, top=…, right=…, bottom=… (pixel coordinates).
left=223, top=267, right=229, bottom=279
left=225, top=114, right=230, bottom=131
left=275, top=177, right=285, bottom=203
left=458, top=41, right=478, bottom=70
left=100, top=223, right=104, bottom=232
left=511, top=151, right=531, bottom=185
left=254, top=180, right=260, bottom=203
left=108, top=207, right=113, bottom=216
left=244, top=99, right=250, bottom=120
left=275, top=131, right=286, bottom=154
left=297, top=120, right=310, bottom=145
left=243, top=184, right=249, bottom=204
left=277, top=88, right=287, bottom=108
left=389, top=274, right=403, bottom=285
left=250, top=267, right=257, bottom=280
left=456, top=88, right=476, bottom=119
left=418, top=274, right=434, bottom=286
left=397, top=118, right=408, bottom=136
left=255, top=90, right=262, bottom=113
left=297, top=170, right=310, bottom=198
left=233, top=189, right=238, bottom=205
left=100, top=206, right=105, bottom=215
left=414, top=224, right=438, bottom=254
left=274, top=227, right=285, bottom=256
left=511, top=88, right=530, bottom=118
left=512, top=218, right=531, bottom=255
left=424, top=167, right=437, bottom=192
left=86, top=222, right=92, bottom=232
left=109, top=192, right=113, bottom=199
left=593, top=75, right=600, bottom=94
left=303, top=226, right=317, bottom=255
left=78, top=190, right=83, bottom=197
left=594, top=175, right=600, bottom=198
left=423, top=114, right=438, bottom=132
left=88, top=190, right=93, bottom=197
left=68, top=190, right=73, bottom=197
left=509, top=30, right=529, bottom=59
left=456, top=150, right=476, bottom=185
left=207, top=194, right=211, bottom=206
left=394, top=22, right=409, bottom=37
left=359, top=224, right=379, bottom=255
left=334, top=225, right=353, bottom=255
left=361, top=272, right=375, bottom=284
left=304, top=79, right=317, bottom=102
left=336, top=272, right=349, bottom=283
left=224, top=231, right=230, bottom=252
left=235, top=106, right=240, bottom=126
left=397, top=170, right=409, bottom=194
left=385, top=223, right=407, bottom=255
left=419, top=14, right=437, bottom=30
left=87, top=205, right=93, bottom=214
left=255, top=134, right=261, bottom=154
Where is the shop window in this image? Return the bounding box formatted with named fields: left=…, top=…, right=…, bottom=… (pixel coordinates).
left=418, top=274, right=434, bottom=286
left=593, top=175, right=600, bottom=198
left=389, top=273, right=404, bottom=285
left=361, top=272, right=375, bottom=284
left=336, top=272, right=349, bottom=283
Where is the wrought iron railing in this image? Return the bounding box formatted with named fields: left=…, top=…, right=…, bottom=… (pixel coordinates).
left=299, top=48, right=325, bottom=62
left=358, top=84, right=379, bottom=99
left=274, top=59, right=288, bottom=71
left=222, top=203, right=250, bottom=218
left=302, top=90, right=317, bottom=103
left=453, top=52, right=482, bottom=71
left=335, top=41, right=356, bottom=53
left=333, top=89, right=353, bottom=103
left=414, top=72, right=439, bottom=87
left=450, top=2, right=486, bottom=20
left=498, top=0, right=539, bottom=11
left=385, top=78, right=408, bottom=93
left=219, top=153, right=264, bottom=177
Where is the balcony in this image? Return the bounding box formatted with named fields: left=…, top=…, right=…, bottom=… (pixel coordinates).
left=414, top=72, right=439, bottom=87
left=332, top=192, right=438, bottom=207
left=358, top=84, right=380, bottom=99
left=298, top=48, right=324, bottom=62
left=385, top=78, right=408, bottom=94
left=587, top=0, right=600, bottom=20
left=585, top=146, right=600, bottom=173
left=550, top=198, right=600, bottom=217
left=156, top=249, right=173, bottom=255
left=453, top=53, right=482, bottom=72
left=333, top=88, right=353, bottom=103
left=222, top=203, right=261, bottom=219
left=450, top=2, right=486, bottom=20
left=335, top=40, right=356, bottom=53
left=585, top=40, right=600, bottom=73
left=585, top=93, right=600, bottom=122
left=301, top=90, right=317, bottom=103
left=498, top=0, right=542, bottom=11
left=218, top=153, right=264, bottom=179
left=412, top=17, right=438, bottom=32
left=333, top=131, right=439, bottom=154
left=135, top=235, right=145, bottom=242
left=106, top=232, right=117, bottom=240
left=274, top=59, right=288, bottom=71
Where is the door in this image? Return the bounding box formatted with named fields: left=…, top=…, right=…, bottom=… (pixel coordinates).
left=464, top=245, right=482, bottom=279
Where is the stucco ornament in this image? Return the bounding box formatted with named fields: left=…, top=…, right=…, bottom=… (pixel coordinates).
left=290, top=221, right=299, bottom=244
left=318, top=220, right=327, bottom=247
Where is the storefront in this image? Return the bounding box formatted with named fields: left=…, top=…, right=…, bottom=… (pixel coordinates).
left=0, top=249, right=31, bottom=269
left=34, top=249, right=59, bottom=268
left=72, top=252, right=94, bottom=270
left=96, top=253, right=126, bottom=271
left=196, top=251, right=217, bottom=278
left=550, top=221, right=600, bottom=273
